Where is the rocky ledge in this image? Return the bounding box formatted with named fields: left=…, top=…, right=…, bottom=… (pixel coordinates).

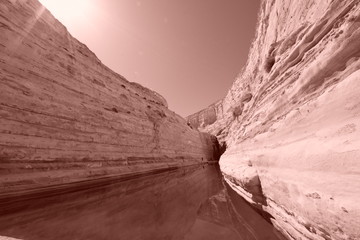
left=0, top=0, right=220, bottom=194
left=188, top=0, right=360, bottom=239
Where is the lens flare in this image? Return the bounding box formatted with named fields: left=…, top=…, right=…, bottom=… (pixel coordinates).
left=38, top=0, right=94, bottom=23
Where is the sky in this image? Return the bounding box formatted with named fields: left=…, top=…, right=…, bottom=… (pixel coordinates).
left=39, top=0, right=261, bottom=117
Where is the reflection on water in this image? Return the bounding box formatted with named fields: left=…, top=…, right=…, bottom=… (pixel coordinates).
left=0, top=165, right=284, bottom=240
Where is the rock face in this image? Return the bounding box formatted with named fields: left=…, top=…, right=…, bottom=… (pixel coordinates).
left=0, top=0, right=220, bottom=193
left=189, top=0, right=360, bottom=239
left=187, top=100, right=223, bottom=130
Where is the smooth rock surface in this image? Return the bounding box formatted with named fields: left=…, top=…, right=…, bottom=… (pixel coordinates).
left=0, top=0, right=220, bottom=193
left=188, top=0, right=360, bottom=239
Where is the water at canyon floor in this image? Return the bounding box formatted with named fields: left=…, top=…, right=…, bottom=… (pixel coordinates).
left=0, top=165, right=284, bottom=240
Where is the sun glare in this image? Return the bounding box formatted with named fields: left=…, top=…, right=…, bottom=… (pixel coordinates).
left=39, top=0, right=94, bottom=23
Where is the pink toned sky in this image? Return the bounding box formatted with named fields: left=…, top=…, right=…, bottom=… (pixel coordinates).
left=39, top=0, right=260, bottom=117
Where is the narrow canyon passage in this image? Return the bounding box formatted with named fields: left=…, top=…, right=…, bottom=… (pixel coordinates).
left=0, top=164, right=284, bottom=240
left=1, top=0, right=360, bottom=239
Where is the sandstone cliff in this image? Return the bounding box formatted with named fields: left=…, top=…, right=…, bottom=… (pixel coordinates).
left=188, top=0, right=360, bottom=239
left=0, top=0, right=220, bottom=193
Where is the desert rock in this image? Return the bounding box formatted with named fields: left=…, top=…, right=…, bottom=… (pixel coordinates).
left=188, top=0, right=360, bottom=239
left=0, top=0, right=220, bottom=193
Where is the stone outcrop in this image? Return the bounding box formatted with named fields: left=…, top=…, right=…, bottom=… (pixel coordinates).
left=186, top=100, right=229, bottom=153
left=187, top=100, right=223, bottom=130
left=189, top=0, right=360, bottom=239
left=0, top=0, right=220, bottom=193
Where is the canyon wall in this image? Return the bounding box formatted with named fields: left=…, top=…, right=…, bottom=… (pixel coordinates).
left=188, top=0, right=360, bottom=239
left=186, top=99, right=230, bottom=146
left=0, top=0, right=220, bottom=193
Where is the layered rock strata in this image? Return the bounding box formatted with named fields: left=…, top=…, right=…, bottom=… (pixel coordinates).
left=188, top=0, right=360, bottom=239
left=0, top=0, right=220, bottom=193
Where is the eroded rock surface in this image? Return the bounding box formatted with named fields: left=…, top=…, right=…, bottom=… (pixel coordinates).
left=189, top=0, right=360, bottom=239
left=0, top=0, right=220, bottom=193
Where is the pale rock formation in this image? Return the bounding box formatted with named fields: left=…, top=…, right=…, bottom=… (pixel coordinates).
left=0, top=0, right=220, bottom=193
left=187, top=100, right=223, bottom=130
left=189, top=0, right=360, bottom=239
